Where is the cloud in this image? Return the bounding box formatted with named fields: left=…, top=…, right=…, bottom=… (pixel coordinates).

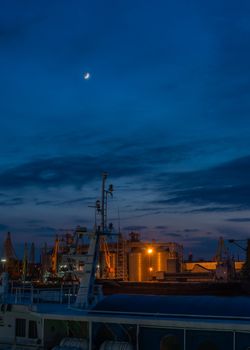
left=155, top=156, right=250, bottom=210
left=58, top=197, right=95, bottom=206
left=135, top=207, right=166, bottom=214
left=0, top=4, right=47, bottom=45
left=122, top=225, right=148, bottom=231
left=167, top=186, right=250, bottom=208
left=187, top=206, right=239, bottom=213
left=0, top=197, right=24, bottom=206
left=0, top=224, right=8, bottom=231
left=34, top=196, right=96, bottom=207
left=1, top=149, right=249, bottom=221
left=0, top=139, right=196, bottom=191
left=216, top=225, right=249, bottom=239
left=35, top=200, right=56, bottom=206
left=25, top=226, right=57, bottom=238
left=0, top=154, right=148, bottom=189
left=35, top=226, right=56, bottom=232
left=227, top=218, right=250, bottom=223
left=25, top=219, right=44, bottom=225
left=164, top=232, right=182, bottom=238
left=0, top=21, right=25, bottom=43
left=205, top=232, right=213, bottom=235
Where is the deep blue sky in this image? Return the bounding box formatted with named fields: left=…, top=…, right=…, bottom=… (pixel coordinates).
left=1, top=0, right=250, bottom=259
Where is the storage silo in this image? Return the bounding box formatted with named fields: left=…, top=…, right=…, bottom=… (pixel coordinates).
left=128, top=248, right=146, bottom=281
left=154, top=247, right=169, bottom=273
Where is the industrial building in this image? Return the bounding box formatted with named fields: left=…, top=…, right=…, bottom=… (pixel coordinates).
left=0, top=231, right=244, bottom=284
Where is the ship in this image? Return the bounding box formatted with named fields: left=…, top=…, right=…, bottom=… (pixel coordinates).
left=1, top=173, right=250, bottom=349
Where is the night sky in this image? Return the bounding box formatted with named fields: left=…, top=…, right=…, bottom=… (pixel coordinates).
left=1, top=0, right=250, bottom=259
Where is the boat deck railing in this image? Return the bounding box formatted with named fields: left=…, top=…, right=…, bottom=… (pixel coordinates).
left=7, top=284, right=79, bottom=306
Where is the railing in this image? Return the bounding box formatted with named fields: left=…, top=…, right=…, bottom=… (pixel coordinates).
left=5, top=283, right=102, bottom=307
left=8, top=284, right=78, bottom=306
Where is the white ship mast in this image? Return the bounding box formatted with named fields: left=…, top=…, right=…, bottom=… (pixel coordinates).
left=75, top=172, right=113, bottom=309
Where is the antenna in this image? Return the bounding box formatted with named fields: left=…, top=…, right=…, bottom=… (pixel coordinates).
left=101, top=172, right=114, bottom=234
left=118, top=207, right=121, bottom=234
left=101, top=172, right=107, bottom=233
left=75, top=172, right=114, bottom=308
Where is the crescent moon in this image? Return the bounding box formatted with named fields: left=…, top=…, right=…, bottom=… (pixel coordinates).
left=83, top=72, right=90, bottom=80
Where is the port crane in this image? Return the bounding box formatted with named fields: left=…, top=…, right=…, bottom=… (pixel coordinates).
left=51, top=236, right=60, bottom=275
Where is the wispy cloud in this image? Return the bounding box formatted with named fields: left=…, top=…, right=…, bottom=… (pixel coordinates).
left=122, top=225, right=148, bottom=231
left=0, top=224, right=8, bottom=231
left=25, top=219, right=44, bottom=225
left=0, top=154, right=148, bottom=189
left=154, top=156, right=250, bottom=210
left=183, top=228, right=199, bottom=233
left=155, top=225, right=168, bottom=230
left=58, top=197, right=95, bottom=206
left=187, top=206, right=239, bottom=213
left=226, top=218, right=250, bottom=223
left=164, top=232, right=182, bottom=238
left=0, top=197, right=24, bottom=206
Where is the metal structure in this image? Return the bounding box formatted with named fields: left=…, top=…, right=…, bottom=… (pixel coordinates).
left=29, top=242, right=35, bottom=266
left=1, top=232, right=19, bottom=278
left=51, top=236, right=59, bottom=275
left=214, top=237, right=235, bottom=281
left=127, top=239, right=183, bottom=281
left=75, top=172, right=114, bottom=308
left=28, top=242, right=36, bottom=278
left=2, top=232, right=17, bottom=260
left=22, top=242, right=28, bottom=281
left=116, top=234, right=128, bottom=280
left=229, top=238, right=250, bottom=279
left=2, top=175, right=250, bottom=349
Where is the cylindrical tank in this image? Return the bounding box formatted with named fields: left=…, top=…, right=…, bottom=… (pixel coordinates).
left=99, top=341, right=133, bottom=350
left=153, top=247, right=169, bottom=272
left=128, top=248, right=146, bottom=281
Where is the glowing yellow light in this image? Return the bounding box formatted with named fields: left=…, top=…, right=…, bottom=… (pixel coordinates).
left=147, top=248, right=153, bottom=254
left=149, top=267, right=153, bottom=272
